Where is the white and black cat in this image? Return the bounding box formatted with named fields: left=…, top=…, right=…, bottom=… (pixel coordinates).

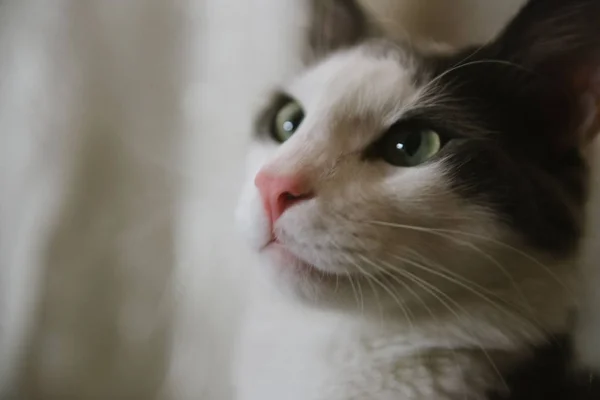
left=235, top=0, right=600, bottom=399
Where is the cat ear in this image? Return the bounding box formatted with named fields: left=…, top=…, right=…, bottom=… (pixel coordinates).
left=305, top=0, right=370, bottom=63
left=490, top=0, right=600, bottom=143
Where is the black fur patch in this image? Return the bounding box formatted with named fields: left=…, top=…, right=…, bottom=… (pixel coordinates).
left=419, top=53, right=588, bottom=255
left=412, top=0, right=600, bottom=255
left=489, top=336, right=600, bottom=400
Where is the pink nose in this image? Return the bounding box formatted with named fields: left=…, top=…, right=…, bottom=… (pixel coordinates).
left=254, top=171, right=314, bottom=226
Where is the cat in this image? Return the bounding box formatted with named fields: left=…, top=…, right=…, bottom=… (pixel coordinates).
left=234, top=0, right=600, bottom=399
left=0, top=1, right=529, bottom=399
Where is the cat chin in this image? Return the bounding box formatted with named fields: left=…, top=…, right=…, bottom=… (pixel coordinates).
left=258, top=242, right=351, bottom=303
left=261, top=242, right=330, bottom=280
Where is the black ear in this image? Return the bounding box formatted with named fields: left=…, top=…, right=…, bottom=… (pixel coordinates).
left=490, top=0, right=600, bottom=142
left=305, top=0, right=370, bottom=63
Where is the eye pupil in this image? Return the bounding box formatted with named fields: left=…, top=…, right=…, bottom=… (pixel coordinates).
left=403, top=132, right=422, bottom=157
left=271, top=100, right=304, bottom=143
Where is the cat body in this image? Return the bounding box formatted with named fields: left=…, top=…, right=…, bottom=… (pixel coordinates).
left=234, top=0, right=600, bottom=398
left=236, top=283, right=568, bottom=400
left=237, top=303, right=495, bottom=400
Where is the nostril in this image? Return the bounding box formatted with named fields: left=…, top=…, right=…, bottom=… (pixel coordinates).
left=277, top=191, right=314, bottom=211
left=282, top=192, right=296, bottom=201
left=254, top=170, right=314, bottom=224
left=281, top=192, right=296, bottom=207
left=282, top=191, right=310, bottom=201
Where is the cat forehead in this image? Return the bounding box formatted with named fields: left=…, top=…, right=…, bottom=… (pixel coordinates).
left=286, top=44, right=427, bottom=125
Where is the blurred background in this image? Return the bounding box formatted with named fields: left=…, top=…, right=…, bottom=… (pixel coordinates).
left=10, top=0, right=596, bottom=399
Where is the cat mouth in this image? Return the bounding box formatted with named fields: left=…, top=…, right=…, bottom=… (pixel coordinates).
left=260, top=236, right=278, bottom=250
left=262, top=238, right=309, bottom=265
left=260, top=236, right=370, bottom=293
left=261, top=237, right=329, bottom=277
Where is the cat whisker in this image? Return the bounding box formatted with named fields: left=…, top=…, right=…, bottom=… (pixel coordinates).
left=340, top=252, right=386, bottom=326
left=364, top=273, right=386, bottom=328
left=376, top=258, right=509, bottom=392
left=347, top=274, right=362, bottom=312
left=353, top=256, right=415, bottom=322
left=311, top=214, right=555, bottom=340
left=450, top=43, right=488, bottom=71
left=420, top=59, right=539, bottom=101
left=362, top=255, right=468, bottom=397
left=425, top=227, right=573, bottom=296
left=365, top=257, right=430, bottom=318
left=357, top=255, right=425, bottom=367
left=355, top=274, right=366, bottom=314
left=330, top=240, right=365, bottom=314
left=386, top=250, right=551, bottom=339
left=392, top=251, right=511, bottom=308
left=353, top=255, right=414, bottom=331
left=367, top=220, right=537, bottom=312
left=404, top=248, right=539, bottom=316
left=367, top=220, right=573, bottom=296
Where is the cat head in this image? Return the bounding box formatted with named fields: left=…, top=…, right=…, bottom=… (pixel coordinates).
left=236, top=0, right=600, bottom=312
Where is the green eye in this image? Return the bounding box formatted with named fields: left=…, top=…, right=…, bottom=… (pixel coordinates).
left=271, top=100, right=304, bottom=143
left=379, top=128, right=442, bottom=167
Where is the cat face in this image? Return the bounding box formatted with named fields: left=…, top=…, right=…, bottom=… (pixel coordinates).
left=236, top=0, right=600, bottom=309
